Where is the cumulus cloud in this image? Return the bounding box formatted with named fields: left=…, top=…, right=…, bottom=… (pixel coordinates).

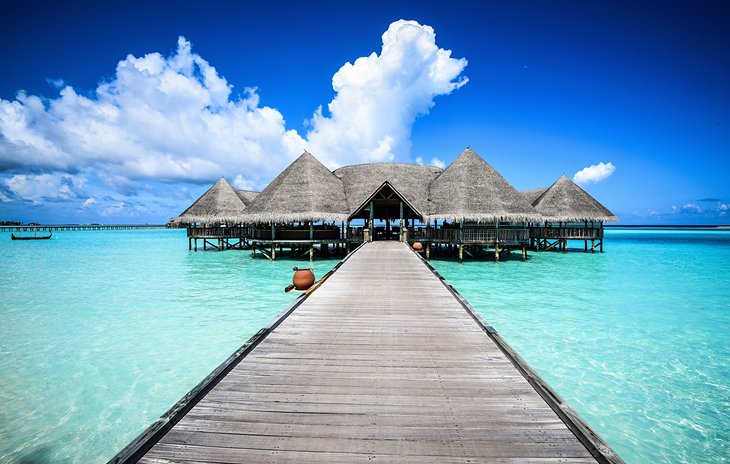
left=4, top=173, right=86, bottom=203
left=0, top=37, right=304, bottom=188
left=415, top=156, right=447, bottom=168
left=306, top=20, right=467, bottom=167
left=573, top=162, right=616, bottom=185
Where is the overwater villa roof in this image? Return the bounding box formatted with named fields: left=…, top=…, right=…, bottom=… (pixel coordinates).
left=334, top=163, right=442, bottom=219
left=240, top=151, right=350, bottom=224
left=176, top=177, right=247, bottom=224
left=428, top=148, right=542, bottom=223
left=532, top=175, right=619, bottom=222
left=521, top=187, right=548, bottom=206
left=235, top=189, right=259, bottom=206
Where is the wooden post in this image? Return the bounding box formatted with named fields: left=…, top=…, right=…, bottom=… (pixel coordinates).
left=459, top=244, right=463, bottom=263
left=194, top=238, right=197, bottom=252
left=591, top=239, right=595, bottom=253
left=426, top=244, right=430, bottom=259
left=495, top=243, right=500, bottom=262
left=522, top=245, right=526, bottom=261
left=399, top=201, right=404, bottom=242
left=369, top=201, right=374, bottom=242
left=600, top=239, right=603, bottom=252
left=251, top=243, right=255, bottom=258
left=271, top=223, right=276, bottom=260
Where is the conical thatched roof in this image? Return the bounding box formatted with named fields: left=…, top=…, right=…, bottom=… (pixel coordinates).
left=428, top=148, right=541, bottom=223
left=521, top=187, right=548, bottom=206
left=532, top=175, right=618, bottom=222
left=236, top=189, right=259, bottom=206
left=240, top=151, right=349, bottom=224
left=334, top=163, right=442, bottom=218
left=176, top=178, right=247, bottom=224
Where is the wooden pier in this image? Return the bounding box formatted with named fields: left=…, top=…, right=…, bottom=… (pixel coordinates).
left=113, top=241, right=622, bottom=463
left=0, top=224, right=167, bottom=232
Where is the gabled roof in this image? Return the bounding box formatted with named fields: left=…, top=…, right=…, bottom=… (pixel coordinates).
left=240, top=151, right=349, bottom=224
left=521, top=187, right=548, bottom=206
left=176, top=178, right=247, bottom=224
left=348, top=181, right=421, bottom=219
left=428, top=148, right=541, bottom=223
left=333, top=163, right=441, bottom=219
left=532, top=175, right=618, bottom=222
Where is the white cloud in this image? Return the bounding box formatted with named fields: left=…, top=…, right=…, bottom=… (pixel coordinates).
left=430, top=157, right=446, bottom=169
left=306, top=20, right=467, bottom=167
left=0, top=21, right=467, bottom=210
left=82, top=198, right=96, bottom=207
left=573, top=162, right=616, bottom=185
left=0, top=37, right=304, bottom=189
left=4, top=173, right=86, bottom=204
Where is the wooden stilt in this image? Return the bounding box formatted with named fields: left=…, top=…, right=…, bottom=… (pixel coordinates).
left=600, top=239, right=603, bottom=252
left=522, top=245, right=527, bottom=261
left=458, top=244, right=463, bottom=263
left=495, top=243, right=500, bottom=262
left=426, top=244, right=430, bottom=259
left=271, top=244, right=276, bottom=261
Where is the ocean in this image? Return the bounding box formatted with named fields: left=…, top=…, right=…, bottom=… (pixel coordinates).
left=0, top=228, right=728, bottom=463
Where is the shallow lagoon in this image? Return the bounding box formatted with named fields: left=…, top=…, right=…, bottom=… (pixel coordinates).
left=0, top=228, right=728, bottom=463
left=430, top=228, right=730, bottom=464
left=0, top=229, right=341, bottom=463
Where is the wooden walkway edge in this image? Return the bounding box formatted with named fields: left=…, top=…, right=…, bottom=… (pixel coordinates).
left=110, top=241, right=624, bottom=464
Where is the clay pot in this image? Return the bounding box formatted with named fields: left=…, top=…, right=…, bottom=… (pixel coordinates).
left=412, top=242, right=423, bottom=251
left=292, top=267, right=315, bottom=290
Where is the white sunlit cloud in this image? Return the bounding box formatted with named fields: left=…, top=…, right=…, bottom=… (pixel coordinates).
left=415, top=156, right=447, bottom=169
left=573, top=162, right=616, bottom=185
left=4, top=173, right=86, bottom=204
left=306, top=20, right=468, bottom=167
left=0, top=20, right=468, bottom=216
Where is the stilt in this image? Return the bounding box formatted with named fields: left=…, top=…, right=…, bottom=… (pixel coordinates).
left=251, top=243, right=256, bottom=258
left=194, top=238, right=197, bottom=252
left=426, top=244, right=430, bottom=259
left=495, top=243, right=500, bottom=262
left=458, top=245, right=463, bottom=263
left=271, top=244, right=276, bottom=261
left=188, top=237, right=192, bottom=250
left=309, top=244, right=314, bottom=261
left=591, top=239, right=595, bottom=254
left=600, top=239, right=603, bottom=252
left=522, top=245, right=527, bottom=261
left=585, top=240, right=588, bottom=252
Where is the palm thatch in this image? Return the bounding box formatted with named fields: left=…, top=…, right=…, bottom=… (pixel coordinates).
left=532, top=175, right=618, bottom=222
left=334, top=163, right=442, bottom=219
left=176, top=178, right=247, bottom=224
left=428, top=148, right=541, bottom=223
left=521, top=187, right=547, bottom=206
left=240, top=151, right=349, bottom=224
left=236, top=189, right=259, bottom=206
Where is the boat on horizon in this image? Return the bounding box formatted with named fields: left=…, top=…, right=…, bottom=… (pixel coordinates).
left=11, top=231, right=52, bottom=241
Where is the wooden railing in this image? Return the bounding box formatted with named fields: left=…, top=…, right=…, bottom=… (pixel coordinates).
left=408, top=227, right=529, bottom=244
left=529, top=227, right=603, bottom=239
left=187, top=226, right=250, bottom=238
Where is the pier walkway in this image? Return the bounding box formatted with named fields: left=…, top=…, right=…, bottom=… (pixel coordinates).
left=125, top=241, right=619, bottom=463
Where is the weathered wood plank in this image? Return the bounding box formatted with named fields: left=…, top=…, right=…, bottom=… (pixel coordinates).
left=135, top=241, right=610, bottom=463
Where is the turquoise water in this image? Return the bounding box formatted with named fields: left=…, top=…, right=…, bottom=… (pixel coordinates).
left=430, top=229, right=730, bottom=464
left=1, top=229, right=728, bottom=463
left=0, top=229, right=341, bottom=463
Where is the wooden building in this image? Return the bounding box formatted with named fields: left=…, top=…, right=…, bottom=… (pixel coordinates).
left=524, top=175, right=619, bottom=252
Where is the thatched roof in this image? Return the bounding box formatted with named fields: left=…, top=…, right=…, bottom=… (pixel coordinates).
left=176, top=178, right=247, bottom=224
left=532, top=175, right=619, bottom=222
left=334, top=163, right=442, bottom=219
left=236, top=189, right=259, bottom=206
left=240, top=151, right=349, bottom=224
left=521, top=187, right=548, bottom=206
left=428, top=148, right=541, bottom=223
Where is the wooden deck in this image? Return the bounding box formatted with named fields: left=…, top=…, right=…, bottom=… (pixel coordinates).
left=124, top=241, right=620, bottom=463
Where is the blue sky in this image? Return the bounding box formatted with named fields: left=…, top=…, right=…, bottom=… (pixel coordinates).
left=1, top=0, right=728, bottom=224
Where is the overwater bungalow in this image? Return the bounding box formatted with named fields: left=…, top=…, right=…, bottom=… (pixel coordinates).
left=176, top=177, right=258, bottom=251
left=417, top=148, right=541, bottom=261
left=239, top=151, right=351, bottom=260
left=176, top=148, right=616, bottom=260
left=525, top=175, right=619, bottom=252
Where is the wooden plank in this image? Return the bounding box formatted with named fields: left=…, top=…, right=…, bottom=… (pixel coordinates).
left=126, top=241, right=619, bottom=463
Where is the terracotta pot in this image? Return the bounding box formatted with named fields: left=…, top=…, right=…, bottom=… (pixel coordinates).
left=292, top=267, right=315, bottom=290
left=412, top=242, right=423, bottom=251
